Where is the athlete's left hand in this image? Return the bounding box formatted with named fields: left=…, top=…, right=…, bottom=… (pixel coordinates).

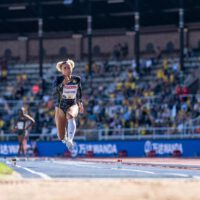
left=78, top=103, right=84, bottom=113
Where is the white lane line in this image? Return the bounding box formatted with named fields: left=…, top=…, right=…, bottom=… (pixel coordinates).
left=6, top=160, right=12, bottom=165
left=54, top=161, right=108, bottom=169
left=111, top=168, right=156, bottom=174
left=53, top=161, right=156, bottom=175
left=16, top=164, right=52, bottom=180
left=165, top=173, right=190, bottom=178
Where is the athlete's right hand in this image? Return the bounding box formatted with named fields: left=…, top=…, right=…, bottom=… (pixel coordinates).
left=58, top=79, right=67, bottom=88
left=78, top=102, right=84, bottom=114
left=62, top=77, right=70, bottom=85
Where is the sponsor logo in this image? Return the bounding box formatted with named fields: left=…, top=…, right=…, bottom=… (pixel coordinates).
left=71, top=143, right=118, bottom=157
left=64, top=85, right=78, bottom=89
left=64, top=91, right=76, bottom=93
left=144, top=140, right=183, bottom=155
left=0, top=144, right=31, bottom=155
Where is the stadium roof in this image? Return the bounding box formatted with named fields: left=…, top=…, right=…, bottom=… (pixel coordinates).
left=0, top=0, right=200, bottom=35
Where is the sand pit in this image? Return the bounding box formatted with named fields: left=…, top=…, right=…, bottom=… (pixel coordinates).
left=1, top=179, right=200, bottom=200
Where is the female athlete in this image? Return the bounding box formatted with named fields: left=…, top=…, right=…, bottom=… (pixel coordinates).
left=14, top=107, right=35, bottom=156
left=53, top=59, right=84, bottom=152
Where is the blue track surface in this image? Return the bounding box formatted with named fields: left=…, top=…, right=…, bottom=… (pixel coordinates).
left=2, top=158, right=200, bottom=180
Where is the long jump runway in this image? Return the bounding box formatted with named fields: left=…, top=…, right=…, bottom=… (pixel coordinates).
left=3, top=157, right=200, bottom=179
left=3, top=158, right=200, bottom=200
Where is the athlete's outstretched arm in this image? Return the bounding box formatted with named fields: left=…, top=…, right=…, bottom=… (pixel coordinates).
left=24, top=114, right=35, bottom=130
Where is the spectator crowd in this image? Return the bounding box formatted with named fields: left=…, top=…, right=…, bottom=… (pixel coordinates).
left=0, top=57, right=200, bottom=140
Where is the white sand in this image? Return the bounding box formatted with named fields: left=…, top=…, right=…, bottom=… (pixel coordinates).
left=1, top=179, right=200, bottom=200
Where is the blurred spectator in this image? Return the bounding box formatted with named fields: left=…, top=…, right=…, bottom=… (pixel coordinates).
left=0, top=59, right=8, bottom=81
left=0, top=117, right=5, bottom=132
left=32, top=84, right=40, bottom=95
left=50, top=126, right=57, bottom=140
left=121, top=43, right=128, bottom=58
left=40, top=124, right=49, bottom=140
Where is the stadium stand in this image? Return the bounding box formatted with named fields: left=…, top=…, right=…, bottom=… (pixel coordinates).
left=0, top=55, right=199, bottom=140
left=0, top=0, right=200, bottom=142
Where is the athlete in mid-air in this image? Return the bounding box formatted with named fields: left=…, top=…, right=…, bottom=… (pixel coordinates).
left=14, top=107, right=35, bottom=156
left=53, top=59, right=84, bottom=152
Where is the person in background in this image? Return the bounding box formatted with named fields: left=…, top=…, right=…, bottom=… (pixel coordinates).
left=14, top=107, right=35, bottom=156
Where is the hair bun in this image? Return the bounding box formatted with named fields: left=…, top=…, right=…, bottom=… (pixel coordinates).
left=67, top=59, right=75, bottom=69
left=56, top=59, right=75, bottom=72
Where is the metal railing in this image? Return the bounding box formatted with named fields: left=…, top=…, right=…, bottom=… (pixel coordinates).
left=0, top=133, right=86, bottom=141
left=96, top=126, right=200, bottom=140
left=1, top=125, right=200, bottom=141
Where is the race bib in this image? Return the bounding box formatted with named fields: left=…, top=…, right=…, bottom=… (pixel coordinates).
left=62, top=85, right=78, bottom=99
left=17, top=122, right=24, bottom=130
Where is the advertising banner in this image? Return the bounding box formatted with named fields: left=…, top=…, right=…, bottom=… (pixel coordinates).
left=36, top=139, right=200, bottom=157
left=0, top=142, right=33, bottom=156
left=1, top=139, right=200, bottom=157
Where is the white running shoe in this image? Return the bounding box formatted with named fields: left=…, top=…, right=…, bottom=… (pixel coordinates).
left=66, top=139, right=74, bottom=152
